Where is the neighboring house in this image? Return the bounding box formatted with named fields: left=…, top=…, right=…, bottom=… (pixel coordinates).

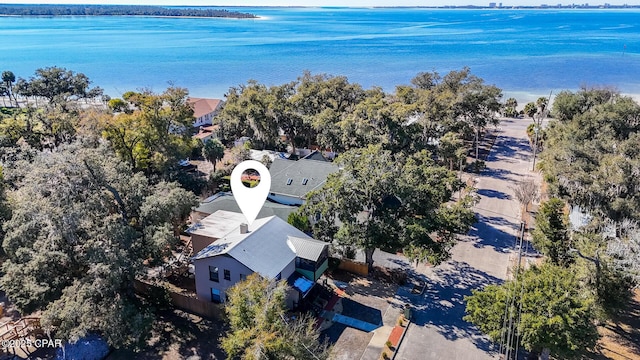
left=188, top=97, right=224, bottom=128
left=190, top=193, right=297, bottom=224
left=193, top=124, right=219, bottom=143
left=267, top=152, right=339, bottom=205
left=295, top=147, right=336, bottom=160
left=234, top=136, right=251, bottom=148
left=191, top=213, right=329, bottom=307
left=249, top=149, right=280, bottom=163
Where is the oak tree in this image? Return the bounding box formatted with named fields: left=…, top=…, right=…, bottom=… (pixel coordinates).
left=0, top=142, right=197, bottom=347
left=302, top=144, right=475, bottom=269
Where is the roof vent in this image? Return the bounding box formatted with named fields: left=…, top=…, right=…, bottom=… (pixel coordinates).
left=286, top=178, right=293, bottom=185
left=239, top=223, right=249, bottom=234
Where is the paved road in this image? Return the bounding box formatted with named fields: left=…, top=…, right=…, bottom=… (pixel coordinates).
left=393, top=118, right=538, bottom=360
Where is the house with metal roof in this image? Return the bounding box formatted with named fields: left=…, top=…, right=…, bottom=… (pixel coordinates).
left=191, top=214, right=329, bottom=306
left=191, top=193, right=297, bottom=226
left=188, top=210, right=248, bottom=254
left=267, top=155, right=339, bottom=205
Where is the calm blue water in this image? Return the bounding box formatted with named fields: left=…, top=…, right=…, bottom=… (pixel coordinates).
left=1, top=7, right=639, bottom=101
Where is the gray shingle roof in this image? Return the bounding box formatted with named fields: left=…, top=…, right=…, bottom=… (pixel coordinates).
left=192, top=215, right=326, bottom=279
left=194, top=193, right=296, bottom=221
left=302, top=150, right=330, bottom=162
left=268, top=158, right=339, bottom=200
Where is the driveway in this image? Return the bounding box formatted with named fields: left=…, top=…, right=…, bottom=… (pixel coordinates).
left=393, top=118, right=537, bottom=359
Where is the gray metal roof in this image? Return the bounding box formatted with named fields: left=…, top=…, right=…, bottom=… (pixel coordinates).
left=268, top=158, right=339, bottom=200
left=187, top=210, right=247, bottom=238
left=192, top=215, right=325, bottom=279
left=194, top=193, right=296, bottom=221
left=287, top=236, right=328, bottom=261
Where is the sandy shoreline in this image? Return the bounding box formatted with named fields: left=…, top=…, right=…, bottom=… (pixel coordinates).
left=503, top=90, right=640, bottom=107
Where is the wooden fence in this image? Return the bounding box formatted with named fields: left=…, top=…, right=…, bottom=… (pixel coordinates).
left=337, top=258, right=369, bottom=276
left=134, top=280, right=224, bottom=320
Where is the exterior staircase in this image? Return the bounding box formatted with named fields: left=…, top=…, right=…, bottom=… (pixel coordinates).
left=0, top=317, right=43, bottom=356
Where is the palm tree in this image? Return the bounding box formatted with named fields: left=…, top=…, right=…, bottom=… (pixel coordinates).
left=202, top=138, right=225, bottom=172
left=503, top=97, right=518, bottom=117
left=524, top=102, right=537, bottom=119
left=1, top=71, right=16, bottom=107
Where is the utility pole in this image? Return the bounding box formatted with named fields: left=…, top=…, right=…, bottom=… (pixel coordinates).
left=504, top=222, right=526, bottom=360
left=531, top=125, right=539, bottom=171
left=531, top=91, right=553, bottom=171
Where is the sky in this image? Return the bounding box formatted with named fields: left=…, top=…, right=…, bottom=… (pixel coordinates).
left=0, top=0, right=629, bottom=8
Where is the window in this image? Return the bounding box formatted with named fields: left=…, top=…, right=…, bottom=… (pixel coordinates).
left=224, top=269, right=231, bottom=281
left=211, top=288, right=221, bottom=303
left=286, top=178, right=293, bottom=185
left=302, top=178, right=309, bottom=185
left=296, top=257, right=315, bottom=271
left=240, top=273, right=246, bottom=281
left=209, top=266, right=219, bottom=282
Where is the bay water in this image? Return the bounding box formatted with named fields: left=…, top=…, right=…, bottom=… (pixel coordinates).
left=1, top=7, right=639, bottom=103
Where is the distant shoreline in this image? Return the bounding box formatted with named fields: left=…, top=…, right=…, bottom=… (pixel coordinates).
left=0, top=14, right=263, bottom=20
left=0, top=4, right=257, bottom=19
left=180, top=5, right=640, bottom=10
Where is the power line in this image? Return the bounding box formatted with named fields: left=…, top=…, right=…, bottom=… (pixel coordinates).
left=502, top=221, right=526, bottom=360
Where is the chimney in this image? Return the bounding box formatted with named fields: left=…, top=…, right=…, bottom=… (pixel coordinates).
left=239, top=223, right=249, bottom=234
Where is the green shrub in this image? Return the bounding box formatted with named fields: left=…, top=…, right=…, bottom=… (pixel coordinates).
left=147, top=284, right=172, bottom=311
left=328, top=257, right=341, bottom=271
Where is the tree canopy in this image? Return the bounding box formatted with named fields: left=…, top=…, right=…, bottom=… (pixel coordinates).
left=103, top=87, right=195, bottom=175
left=464, top=264, right=599, bottom=359
left=0, top=142, right=197, bottom=347
left=538, top=88, right=640, bottom=306
left=542, top=88, right=640, bottom=224
left=215, top=68, right=502, bottom=162
left=15, top=67, right=104, bottom=109
left=526, top=87, right=640, bottom=339
left=222, top=273, right=331, bottom=360
left=215, top=69, right=502, bottom=269
left=300, top=144, right=476, bottom=268
left=532, top=198, right=572, bottom=266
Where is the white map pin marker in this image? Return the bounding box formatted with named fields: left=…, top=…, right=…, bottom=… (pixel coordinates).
left=230, top=160, right=271, bottom=226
